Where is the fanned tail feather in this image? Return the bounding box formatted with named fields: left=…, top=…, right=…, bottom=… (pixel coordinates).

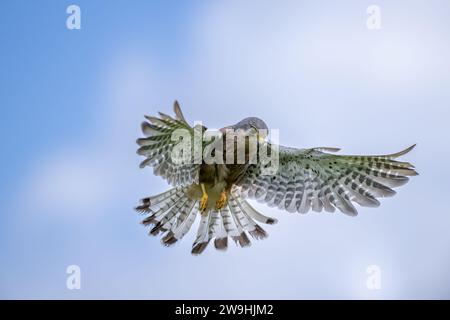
left=190, top=193, right=275, bottom=255
left=136, top=186, right=198, bottom=246
left=136, top=187, right=275, bottom=255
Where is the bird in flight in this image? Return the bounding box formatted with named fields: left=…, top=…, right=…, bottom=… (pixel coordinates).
left=135, top=101, right=417, bottom=255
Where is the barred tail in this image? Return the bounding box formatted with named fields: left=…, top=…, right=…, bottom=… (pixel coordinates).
left=136, top=187, right=276, bottom=255
left=135, top=186, right=198, bottom=246
left=191, top=191, right=277, bottom=255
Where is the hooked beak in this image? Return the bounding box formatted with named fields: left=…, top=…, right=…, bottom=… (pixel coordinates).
left=250, top=125, right=267, bottom=143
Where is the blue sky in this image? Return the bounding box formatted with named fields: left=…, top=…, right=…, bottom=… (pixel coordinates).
left=1, top=0, right=450, bottom=299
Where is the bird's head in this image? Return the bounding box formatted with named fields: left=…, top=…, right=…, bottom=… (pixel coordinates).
left=221, top=117, right=268, bottom=143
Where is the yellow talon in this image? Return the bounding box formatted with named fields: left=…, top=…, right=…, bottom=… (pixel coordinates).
left=199, top=183, right=208, bottom=212
left=215, top=191, right=228, bottom=210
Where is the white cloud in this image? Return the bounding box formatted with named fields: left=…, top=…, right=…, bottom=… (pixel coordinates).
left=27, top=149, right=113, bottom=219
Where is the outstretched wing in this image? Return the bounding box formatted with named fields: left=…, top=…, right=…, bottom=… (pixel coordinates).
left=237, top=144, right=417, bottom=215
left=137, top=101, right=205, bottom=186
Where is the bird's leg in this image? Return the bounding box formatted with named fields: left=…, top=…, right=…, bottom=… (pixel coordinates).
left=199, top=183, right=208, bottom=212
left=215, top=189, right=229, bottom=210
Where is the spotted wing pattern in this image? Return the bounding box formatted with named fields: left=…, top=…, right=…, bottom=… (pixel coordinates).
left=237, top=144, right=417, bottom=216
left=136, top=101, right=205, bottom=186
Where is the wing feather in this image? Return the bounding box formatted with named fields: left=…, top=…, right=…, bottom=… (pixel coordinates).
left=137, top=101, right=205, bottom=186
left=237, top=144, right=417, bottom=215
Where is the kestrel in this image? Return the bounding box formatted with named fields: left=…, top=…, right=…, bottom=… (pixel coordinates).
left=135, top=101, right=417, bottom=254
